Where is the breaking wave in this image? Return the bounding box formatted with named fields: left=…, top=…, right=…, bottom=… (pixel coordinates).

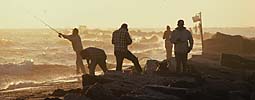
left=0, top=60, right=76, bottom=90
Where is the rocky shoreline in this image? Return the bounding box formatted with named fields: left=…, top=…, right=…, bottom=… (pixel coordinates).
left=2, top=55, right=253, bottom=100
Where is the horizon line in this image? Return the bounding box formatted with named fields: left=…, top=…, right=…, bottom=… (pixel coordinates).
left=1, top=26, right=255, bottom=30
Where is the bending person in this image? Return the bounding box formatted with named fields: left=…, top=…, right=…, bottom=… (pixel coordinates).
left=80, top=47, right=108, bottom=76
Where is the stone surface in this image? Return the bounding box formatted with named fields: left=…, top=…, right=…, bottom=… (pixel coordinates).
left=51, top=89, right=66, bottom=97
left=64, top=93, right=91, bottom=100
left=85, top=83, right=116, bottom=100
left=44, top=97, right=62, bottom=100
left=82, top=74, right=113, bottom=88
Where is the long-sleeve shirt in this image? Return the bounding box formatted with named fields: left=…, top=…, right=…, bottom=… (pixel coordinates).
left=171, top=27, right=194, bottom=53
left=62, top=34, right=83, bottom=52
left=112, top=28, right=132, bottom=51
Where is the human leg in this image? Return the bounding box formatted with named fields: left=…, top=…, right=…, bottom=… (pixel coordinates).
left=125, top=50, right=142, bottom=73
left=114, top=51, right=124, bottom=72
left=175, top=52, right=182, bottom=73
left=181, top=53, right=188, bottom=72
left=98, top=58, right=108, bottom=73
left=89, top=60, right=97, bottom=76
left=165, top=41, right=173, bottom=61
left=76, top=52, right=86, bottom=74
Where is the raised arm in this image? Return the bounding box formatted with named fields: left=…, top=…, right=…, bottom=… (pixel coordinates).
left=59, top=33, right=72, bottom=40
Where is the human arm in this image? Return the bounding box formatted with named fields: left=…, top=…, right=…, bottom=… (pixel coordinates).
left=86, top=59, right=90, bottom=65
left=112, top=31, right=115, bottom=44
left=126, top=32, right=132, bottom=45
left=170, top=31, right=176, bottom=44
left=187, top=31, right=194, bottom=53
left=58, top=33, right=73, bottom=40
left=163, top=31, right=167, bottom=39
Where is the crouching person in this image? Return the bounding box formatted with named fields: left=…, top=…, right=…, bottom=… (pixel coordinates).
left=80, top=47, right=108, bottom=75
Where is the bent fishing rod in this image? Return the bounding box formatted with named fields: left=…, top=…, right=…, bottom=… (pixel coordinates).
left=33, top=16, right=62, bottom=38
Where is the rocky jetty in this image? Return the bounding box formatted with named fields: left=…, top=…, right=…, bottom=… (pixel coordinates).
left=204, top=32, right=255, bottom=56
left=43, top=56, right=255, bottom=100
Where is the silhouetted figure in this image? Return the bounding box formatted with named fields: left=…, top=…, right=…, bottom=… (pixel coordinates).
left=171, top=20, right=194, bottom=73
left=163, top=25, right=173, bottom=61
left=59, top=28, right=86, bottom=74
left=80, top=47, right=108, bottom=75
left=112, top=23, right=142, bottom=73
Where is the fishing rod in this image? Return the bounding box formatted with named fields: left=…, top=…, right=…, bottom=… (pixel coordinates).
left=33, top=16, right=62, bottom=38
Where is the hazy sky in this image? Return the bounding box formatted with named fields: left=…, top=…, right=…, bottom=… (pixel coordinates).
left=1, top=0, right=255, bottom=28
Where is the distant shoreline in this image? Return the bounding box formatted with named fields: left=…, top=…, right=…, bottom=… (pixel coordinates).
left=0, top=26, right=254, bottom=30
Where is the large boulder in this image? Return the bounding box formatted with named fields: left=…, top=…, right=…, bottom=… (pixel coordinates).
left=144, top=60, right=159, bottom=74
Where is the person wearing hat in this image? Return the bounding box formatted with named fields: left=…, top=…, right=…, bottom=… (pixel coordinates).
left=170, top=20, right=194, bottom=73
left=59, top=28, right=86, bottom=74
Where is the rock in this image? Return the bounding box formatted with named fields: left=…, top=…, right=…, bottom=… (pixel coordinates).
left=248, top=72, right=255, bottom=84
left=251, top=92, right=255, bottom=100
left=44, top=97, right=62, bottom=100
left=157, top=60, right=169, bottom=73
left=64, top=93, right=91, bottom=100
left=85, top=83, right=116, bottom=100
left=82, top=74, right=113, bottom=87
left=204, top=32, right=255, bottom=56
left=66, top=88, right=83, bottom=94
left=228, top=91, right=246, bottom=100
left=120, top=94, right=178, bottom=100
left=145, top=85, right=188, bottom=97
left=144, top=60, right=159, bottom=74
left=202, top=80, right=233, bottom=100
left=220, top=53, right=244, bottom=68
left=125, top=87, right=181, bottom=100
left=170, top=80, right=199, bottom=88
left=104, top=81, right=134, bottom=97
left=15, top=98, right=25, bottom=100
left=232, top=80, right=252, bottom=93
left=51, top=89, right=66, bottom=97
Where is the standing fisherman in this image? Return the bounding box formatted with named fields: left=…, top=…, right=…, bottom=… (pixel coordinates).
left=112, top=23, right=142, bottom=73
left=163, top=25, right=173, bottom=61
left=59, top=28, right=86, bottom=74
left=171, top=20, right=193, bottom=73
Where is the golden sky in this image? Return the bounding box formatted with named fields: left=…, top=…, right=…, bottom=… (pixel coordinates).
left=1, top=0, right=255, bottom=28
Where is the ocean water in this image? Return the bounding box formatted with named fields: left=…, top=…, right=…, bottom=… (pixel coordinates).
left=0, top=27, right=253, bottom=90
